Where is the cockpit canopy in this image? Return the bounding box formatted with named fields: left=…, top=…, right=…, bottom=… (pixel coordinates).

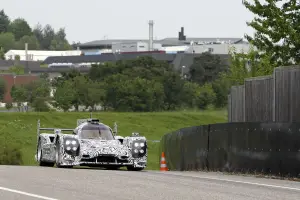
left=78, top=123, right=114, bottom=140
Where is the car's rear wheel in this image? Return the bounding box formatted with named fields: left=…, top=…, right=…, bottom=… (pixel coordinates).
left=37, top=139, right=54, bottom=167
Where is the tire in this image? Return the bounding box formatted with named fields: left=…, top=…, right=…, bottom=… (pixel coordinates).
left=55, top=142, right=73, bottom=168
left=37, top=139, right=54, bottom=167
left=127, top=166, right=144, bottom=171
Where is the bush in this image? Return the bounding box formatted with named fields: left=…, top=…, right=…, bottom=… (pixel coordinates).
left=196, top=83, right=216, bottom=109
left=5, top=102, right=13, bottom=110
left=31, top=97, right=50, bottom=112
left=0, top=143, right=23, bottom=165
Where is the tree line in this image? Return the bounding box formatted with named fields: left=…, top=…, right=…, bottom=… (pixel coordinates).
left=1, top=53, right=232, bottom=112
left=0, top=9, right=77, bottom=60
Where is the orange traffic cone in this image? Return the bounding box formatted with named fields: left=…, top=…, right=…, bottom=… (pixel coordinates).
left=160, top=152, right=168, bottom=171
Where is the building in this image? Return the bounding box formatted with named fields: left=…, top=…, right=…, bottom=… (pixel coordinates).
left=0, top=73, right=39, bottom=103
left=112, top=41, right=162, bottom=53
left=4, top=50, right=82, bottom=61
left=185, top=43, right=251, bottom=54
left=78, top=26, right=248, bottom=55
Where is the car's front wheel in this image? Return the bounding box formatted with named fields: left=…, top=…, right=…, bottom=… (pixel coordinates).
left=37, top=139, right=54, bottom=167
left=55, top=142, right=73, bottom=168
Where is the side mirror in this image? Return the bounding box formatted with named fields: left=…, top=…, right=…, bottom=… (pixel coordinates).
left=113, top=122, right=118, bottom=136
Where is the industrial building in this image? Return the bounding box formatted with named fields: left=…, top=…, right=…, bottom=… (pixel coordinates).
left=4, top=50, right=82, bottom=61
left=78, top=23, right=250, bottom=55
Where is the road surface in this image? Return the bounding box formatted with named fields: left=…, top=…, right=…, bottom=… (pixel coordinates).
left=0, top=166, right=299, bottom=200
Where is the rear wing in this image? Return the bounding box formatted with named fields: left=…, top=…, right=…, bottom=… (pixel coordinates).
left=37, top=119, right=74, bottom=137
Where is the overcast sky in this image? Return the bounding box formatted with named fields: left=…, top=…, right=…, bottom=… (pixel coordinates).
left=2, top=0, right=255, bottom=43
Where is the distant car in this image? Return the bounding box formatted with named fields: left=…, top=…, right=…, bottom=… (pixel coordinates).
left=35, top=118, right=147, bottom=171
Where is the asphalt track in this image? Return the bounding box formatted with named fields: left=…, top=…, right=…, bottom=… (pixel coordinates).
left=0, top=166, right=299, bottom=200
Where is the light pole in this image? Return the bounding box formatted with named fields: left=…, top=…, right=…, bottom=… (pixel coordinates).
left=181, top=66, right=185, bottom=78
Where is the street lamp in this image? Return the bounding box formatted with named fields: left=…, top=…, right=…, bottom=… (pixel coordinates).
left=181, top=66, right=185, bottom=78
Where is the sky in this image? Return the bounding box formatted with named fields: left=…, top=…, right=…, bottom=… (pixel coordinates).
left=2, top=0, right=255, bottom=44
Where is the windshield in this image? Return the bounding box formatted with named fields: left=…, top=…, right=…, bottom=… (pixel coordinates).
left=79, top=124, right=114, bottom=140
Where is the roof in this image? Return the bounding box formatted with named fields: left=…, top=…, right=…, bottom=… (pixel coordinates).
left=42, top=52, right=230, bottom=72
left=0, top=60, right=41, bottom=68
left=79, top=38, right=245, bottom=48
left=42, top=53, right=177, bottom=64
left=5, top=50, right=81, bottom=56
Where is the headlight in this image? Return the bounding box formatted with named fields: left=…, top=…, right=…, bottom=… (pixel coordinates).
left=140, top=149, right=144, bottom=153
left=134, top=149, right=138, bottom=153
left=63, top=138, right=80, bottom=156
left=140, top=143, right=144, bottom=147
left=134, top=143, right=139, bottom=147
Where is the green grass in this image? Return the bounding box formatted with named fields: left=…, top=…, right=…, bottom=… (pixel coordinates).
left=0, top=110, right=227, bottom=170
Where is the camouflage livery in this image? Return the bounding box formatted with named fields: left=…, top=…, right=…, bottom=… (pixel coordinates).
left=35, top=118, right=147, bottom=171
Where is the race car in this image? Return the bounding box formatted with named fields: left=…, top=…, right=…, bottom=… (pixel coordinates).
left=35, top=118, right=147, bottom=171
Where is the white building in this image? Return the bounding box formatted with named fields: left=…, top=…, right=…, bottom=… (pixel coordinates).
left=185, top=43, right=252, bottom=54
left=4, top=50, right=82, bottom=61
left=112, top=42, right=162, bottom=53
left=161, top=46, right=189, bottom=53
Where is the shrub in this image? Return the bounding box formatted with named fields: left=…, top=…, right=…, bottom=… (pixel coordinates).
left=0, top=142, right=23, bottom=165
left=5, top=102, right=13, bottom=110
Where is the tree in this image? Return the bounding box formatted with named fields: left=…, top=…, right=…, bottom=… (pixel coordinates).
left=0, top=48, right=4, bottom=59
left=104, top=76, right=165, bottom=111
left=188, top=52, right=228, bottom=85
left=0, top=10, right=10, bottom=33
left=23, top=79, right=51, bottom=104
left=5, top=102, right=12, bottom=110
left=40, top=24, right=55, bottom=50
left=0, top=77, right=6, bottom=101
left=10, top=85, right=27, bottom=111
left=15, top=35, right=40, bottom=50
left=210, top=46, right=276, bottom=108
left=54, top=80, right=76, bottom=111
left=0, top=32, right=15, bottom=52
left=32, top=23, right=43, bottom=47
left=224, top=46, right=276, bottom=85
left=50, top=28, right=72, bottom=50
left=9, top=65, right=24, bottom=75
left=8, top=18, right=32, bottom=41
left=243, top=0, right=300, bottom=66
left=85, top=81, right=106, bottom=111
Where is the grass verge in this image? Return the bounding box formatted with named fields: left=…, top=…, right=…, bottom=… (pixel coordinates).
left=0, top=110, right=227, bottom=170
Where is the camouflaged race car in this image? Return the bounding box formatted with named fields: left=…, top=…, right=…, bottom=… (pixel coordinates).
left=35, top=118, right=147, bottom=171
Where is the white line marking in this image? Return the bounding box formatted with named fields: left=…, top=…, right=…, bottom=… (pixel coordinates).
left=156, top=172, right=300, bottom=191
left=0, top=186, right=59, bottom=200
left=199, top=176, right=300, bottom=191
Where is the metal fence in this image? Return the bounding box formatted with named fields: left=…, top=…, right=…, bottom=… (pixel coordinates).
left=228, top=66, right=300, bottom=122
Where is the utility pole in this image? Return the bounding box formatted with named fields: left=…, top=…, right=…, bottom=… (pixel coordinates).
left=25, top=43, right=29, bottom=74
